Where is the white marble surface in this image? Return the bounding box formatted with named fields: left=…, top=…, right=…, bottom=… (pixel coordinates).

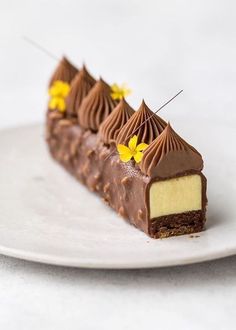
left=1, top=0, right=236, bottom=329
left=0, top=255, right=236, bottom=329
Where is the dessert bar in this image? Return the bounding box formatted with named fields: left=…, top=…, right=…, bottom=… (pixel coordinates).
left=46, top=57, right=207, bottom=238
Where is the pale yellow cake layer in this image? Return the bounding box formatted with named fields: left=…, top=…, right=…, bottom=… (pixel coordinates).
left=149, top=174, right=202, bottom=219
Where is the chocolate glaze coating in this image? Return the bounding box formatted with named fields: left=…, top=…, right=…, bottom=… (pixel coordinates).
left=46, top=112, right=207, bottom=238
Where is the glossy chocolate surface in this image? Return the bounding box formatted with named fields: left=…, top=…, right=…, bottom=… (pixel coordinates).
left=46, top=112, right=207, bottom=238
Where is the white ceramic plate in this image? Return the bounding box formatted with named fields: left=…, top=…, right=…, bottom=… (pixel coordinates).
left=0, top=122, right=235, bottom=269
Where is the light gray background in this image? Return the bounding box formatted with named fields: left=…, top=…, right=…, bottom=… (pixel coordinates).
left=0, top=0, right=236, bottom=329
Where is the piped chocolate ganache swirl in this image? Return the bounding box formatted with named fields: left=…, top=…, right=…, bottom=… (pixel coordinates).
left=116, top=100, right=167, bottom=145
left=78, top=78, right=118, bottom=132
left=49, top=57, right=78, bottom=86
left=99, top=98, right=135, bottom=145
left=66, top=65, right=96, bottom=118
left=140, top=122, right=203, bottom=179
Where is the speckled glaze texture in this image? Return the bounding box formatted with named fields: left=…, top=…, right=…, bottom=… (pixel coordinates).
left=46, top=112, right=207, bottom=238
left=47, top=112, right=150, bottom=235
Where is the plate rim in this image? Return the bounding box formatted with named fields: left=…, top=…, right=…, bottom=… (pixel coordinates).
left=0, top=244, right=235, bottom=269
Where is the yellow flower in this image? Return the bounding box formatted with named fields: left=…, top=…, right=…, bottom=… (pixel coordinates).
left=48, top=80, right=70, bottom=112
left=49, top=96, right=66, bottom=112
left=49, top=80, right=70, bottom=98
left=117, top=135, right=148, bottom=163
left=111, top=83, right=131, bottom=100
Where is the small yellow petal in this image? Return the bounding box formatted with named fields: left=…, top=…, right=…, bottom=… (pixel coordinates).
left=49, top=85, right=59, bottom=97
left=119, top=153, right=133, bottom=162
left=117, top=144, right=133, bottom=162
left=48, top=97, right=58, bottom=109
left=125, top=90, right=131, bottom=97
left=134, top=151, right=143, bottom=163
left=57, top=98, right=66, bottom=112
left=111, top=92, right=120, bottom=100
left=49, top=97, right=66, bottom=112
left=48, top=81, right=70, bottom=98
left=128, top=135, right=138, bottom=151
left=117, top=144, right=131, bottom=155
left=111, top=84, right=119, bottom=92
left=110, top=83, right=132, bottom=100
left=136, top=143, right=149, bottom=152
left=121, top=84, right=132, bottom=97
left=54, top=80, right=65, bottom=89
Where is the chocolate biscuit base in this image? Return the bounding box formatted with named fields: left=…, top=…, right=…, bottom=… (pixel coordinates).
left=46, top=111, right=207, bottom=239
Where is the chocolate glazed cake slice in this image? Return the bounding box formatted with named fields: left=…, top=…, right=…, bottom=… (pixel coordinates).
left=46, top=59, right=207, bottom=238
left=139, top=123, right=207, bottom=238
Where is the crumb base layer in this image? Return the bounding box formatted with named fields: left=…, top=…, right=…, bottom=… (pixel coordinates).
left=150, top=210, right=205, bottom=238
